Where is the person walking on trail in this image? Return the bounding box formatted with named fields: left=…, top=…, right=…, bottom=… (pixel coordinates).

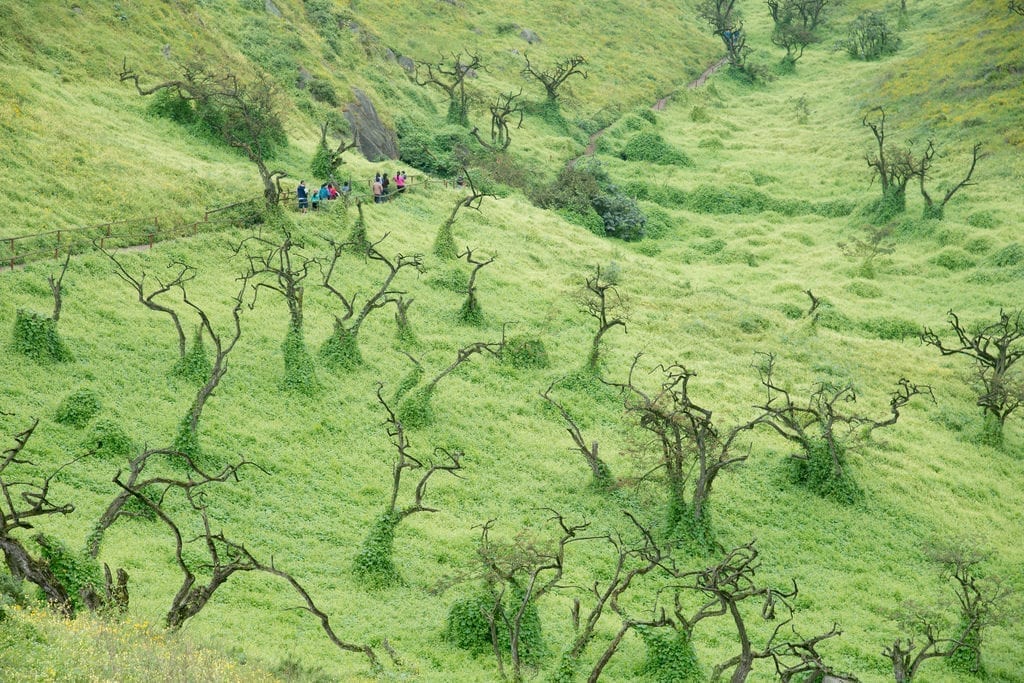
left=394, top=171, right=406, bottom=195
left=297, top=180, right=309, bottom=213
left=380, top=172, right=390, bottom=200
left=372, top=175, right=384, bottom=203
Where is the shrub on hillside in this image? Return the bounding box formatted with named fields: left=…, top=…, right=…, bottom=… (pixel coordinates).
left=12, top=310, right=71, bottom=363
left=861, top=316, right=919, bottom=341
left=637, top=626, right=701, bottom=683
left=173, top=330, right=212, bottom=384
left=84, top=419, right=134, bottom=461
left=501, top=335, right=549, bottom=369
left=534, top=159, right=647, bottom=241
left=620, top=131, right=693, bottom=166
left=931, top=249, right=975, bottom=271
left=281, top=326, right=319, bottom=395
left=34, top=535, right=103, bottom=613
left=840, top=11, right=900, bottom=60
left=54, top=389, right=101, bottom=428
left=990, top=243, right=1024, bottom=268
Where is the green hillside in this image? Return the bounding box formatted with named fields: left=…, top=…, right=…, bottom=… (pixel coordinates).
left=1, top=1, right=1023, bottom=682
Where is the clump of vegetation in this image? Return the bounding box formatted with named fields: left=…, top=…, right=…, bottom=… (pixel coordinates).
left=501, top=335, right=549, bottom=369
left=34, top=534, right=103, bottom=613
left=534, top=159, right=647, bottom=241
left=637, top=626, right=702, bottom=683
left=281, top=325, right=320, bottom=395
left=54, top=389, right=101, bottom=428
left=84, top=418, right=134, bottom=461
left=352, top=511, right=404, bottom=588
left=319, top=320, right=361, bottom=370
left=172, top=329, right=212, bottom=384
left=840, top=11, right=900, bottom=60
left=620, top=131, right=693, bottom=166
left=12, top=310, right=72, bottom=363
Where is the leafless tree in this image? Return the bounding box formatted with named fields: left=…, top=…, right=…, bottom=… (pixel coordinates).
left=883, top=601, right=980, bottom=683
left=237, top=228, right=311, bottom=332
left=120, top=58, right=287, bottom=205
left=414, top=51, right=483, bottom=126
left=756, top=352, right=932, bottom=498
left=671, top=540, right=845, bottom=682
left=520, top=53, right=587, bottom=104
left=96, top=247, right=195, bottom=360
left=608, top=356, right=766, bottom=541
left=913, top=141, right=986, bottom=219
left=435, top=169, right=495, bottom=259
left=113, top=473, right=384, bottom=671
left=398, top=338, right=506, bottom=427
left=921, top=309, right=1024, bottom=442
left=578, top=265, right=628, bottom=372
left=838, top=222, right=895, bottom=278
left=471, top=89, right=524, bottom=151
left=319, top=233, right=423, bottom=367
left=47, top=253, right=70, bottom=324
left=352, top=384, right=464, bottom=587
left=540, top=382, right=613, bottom=488
left=0, top=419, right=79, bottom=615
left=315, top=120, right=357, bottom=180
left=458, top=247, right=494, bottom=325
left=565, top=512, right=674, bottom=682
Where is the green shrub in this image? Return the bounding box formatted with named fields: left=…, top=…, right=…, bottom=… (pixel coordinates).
left=0, top=572, right=27, bottom=622
left=172, top=416, right=202, bottom=467
left=689, top=106, right=709, bottom=122
left=433, top=223, right=459, bottom=260
left=12, top=310, right=71, bottom=362
left=501, top=336, right=549, bottom=369
left=861, top=316, right=919, bottom=341
left=931, top=249, right=975, bottom=271
left=557, top=207, right=606, bottom=235
left=306, top=78, right=337, bottom=106
left=281, top=325, right=319, bottom=395
left=173, top=330, right=212, bottom=384
left=392, top=365, right=424, bottom=403
left=966, top=211, right=998, bottom=229
left=989, top=243, right=1024, bottom=268
left=815, top=304, right=854, bottom=332
left=120, top=484, right=161, bottom=522
left=738, top=313, right=772, bottom=334
left=692, top=238, right=726, bottom=255
left=641, top=203, right=675, bottom=239
left=787, top=439, right=862, bottom=503
left=54, top=389, right=101, bottom=428
left=845, top=280, right=883, bottom=298
left=34, top=534, right=103, bottom=613
left=351, top=511, right=403, bottom=588
left=779, top=302, right=804, bottom=319
left=445, top=587, right=503, bottom=653
left=84, top=419, right=133, bottom=461
left=310, top=140, right=333, bottom=179
left=428, top=266, right=469, bottom=292
left=319, top=320, right=362, bottom=369
left=620, top=132, right=693, bottom=166
left=841, top=11, right=901, bottom=60
left=398, top=385, right=435, bottom=428
left=637, top=626, right=701, bottom=683
left=459, top=294, right=485, bottom=326
left=592, top=190, right=647, bottom=241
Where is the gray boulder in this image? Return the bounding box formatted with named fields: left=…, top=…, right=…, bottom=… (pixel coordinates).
left=344, top=88, right=399, bottom=161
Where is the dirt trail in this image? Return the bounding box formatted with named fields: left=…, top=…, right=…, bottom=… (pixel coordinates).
left=584, top=56, right=729, bottom=156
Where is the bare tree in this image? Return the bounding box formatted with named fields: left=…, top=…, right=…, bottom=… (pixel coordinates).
left=352, top=384, right=464, bottom=588
left=540, top=382, right=613, bottom=488
left=236, top=228, right=317, bottom=392
left=458, top=247, right=494, bottom=326
left=435, top=169, right=495, bottom=259
left=471, top=89, right=524, bottom=151
left=413, top=51, right=483, bottom=126
left=12, top=253, right=73, bottom=362
left=313, top=120, right=357, bottom=181
left=398, top=338, right=505, bottom=428
left=838, top=222, right=895, bottom=279
left=883, top=602, right=980, bottom=683
left=520, top=53, right=587, bottom=104
left=96, top=247, right=195, bottom=360
left=112, top=472, right=384, bottom=671
left=921, top=309, right=1024, bottom=443
left=319, top=233, right=424, bottom=368
left=756, top=352, right=932, bottom=500
left=672, top=540, right=844, bottom=683
left=566, top=512, right=674, bottom=683
left=0, top=419, right=78, bottom=615
left=914, top=141, right=985, bottom=219
left=578, top=265, right=628, bottom=373
left=120, top=58, right=287, bottom=205
left=608, top=356, right=766, bottom=542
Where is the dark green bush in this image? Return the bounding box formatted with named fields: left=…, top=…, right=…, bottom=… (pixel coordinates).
left=620, top=132, right=693, bottom=166
left=779, top=302, right=805, bottom=319
left=535, top=159, right=647, bottom=241
left=306, top=78, right=338, bottom=105
left=433, top=223, right=459, bottom=260
left=84, top=419, right=133, bottom=461
left=172, top=415, right=202, bottom=466
left=592, top=190, right=647, bottom=241
left=428, top=266, right=469, bottom=292
left=310, top=140, right=333, bottom=180
left=861, top=316, right=919, bottom=341
left=989, top=243, right=1024, bottom=268
left=966, top=211, right=998, bottom=229
left=446, top=587, right=503, bottom=653
left=841, top=11, right=901, bottom=60
left=397, top=122, right=471, bottom=177
left=637, top=626, right=701, bottom=683
left=738, top=313, right=772, bottom=333
left=557, top=207, right=606, bottom=235
left=787, top=439, right=862, bottom=503
left=319, top=320, right=362, bottom=369
left=398, top=385, right=435, bottom=428
left=281, top=325, right=319, bottom=395
left=352, top=511, right=403, bottom=588
left=173, top=330, right=212, bottom=384
left=12, top=310, right=71, bottom=362
left=931, top=249, right=975, bottom=271
left=54, top=389, right=101, bottom=428
left=501, top=336, right=549, bottom=369
left=815, top=304, right=854, bottom=332
left=459, top=294, right=485, bottom=326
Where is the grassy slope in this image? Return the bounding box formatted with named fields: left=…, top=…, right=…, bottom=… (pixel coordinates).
left=1, top=0, right=1023, bottom=681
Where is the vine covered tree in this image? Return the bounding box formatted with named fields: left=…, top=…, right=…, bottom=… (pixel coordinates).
left=11, top=253, right=72, bottom=363
left=921, top=309, right=1024, bottom=444
left=913, top=141, right=985, bottom=220
left=311, top=120, right=357, bottom=182
left=435, top=169, right=495, bottom=259
left=352, top=384, right=464, bottom=588
left=120, top=58, right=287, bottom=205
left=578, top=265, right=628, bottom=373
left=862, top=107, right=916, bottom=218
left=540, top=382, right=613, bottom=489
left=470, top=89, right=524, bottom=152
left=457, top=247, right=494, bottom=326
left=609, top=356, right=765, bottom=545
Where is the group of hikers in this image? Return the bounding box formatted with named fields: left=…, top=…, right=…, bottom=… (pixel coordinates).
left=295, top=180, right=350, bottom=213
left=295, top=171, right=410, bottom=211
left=372, top=171, right=408, bottom=203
